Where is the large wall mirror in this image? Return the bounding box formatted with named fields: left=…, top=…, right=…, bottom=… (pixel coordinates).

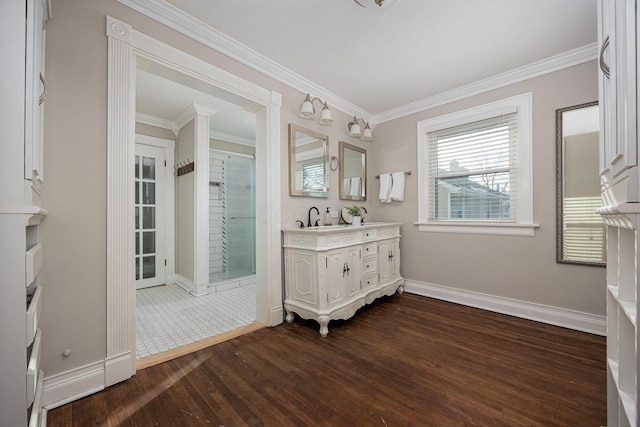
left=556, top=101, right=605, bottom=266
left=289, top=123, right=329, bottom=198
left=339, top=141, right=366, bottom=200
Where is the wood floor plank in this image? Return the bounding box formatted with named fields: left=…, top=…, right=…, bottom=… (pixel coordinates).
left=47, top=293, right=606, bottom=426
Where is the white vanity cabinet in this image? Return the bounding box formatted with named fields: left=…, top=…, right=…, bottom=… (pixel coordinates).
left=282, top=222, right=404, bottom=337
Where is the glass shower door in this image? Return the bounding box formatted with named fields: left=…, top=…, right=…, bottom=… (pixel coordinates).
left=224, top=156, right=256, bottom=279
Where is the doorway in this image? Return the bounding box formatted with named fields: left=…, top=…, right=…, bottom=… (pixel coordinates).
left=106, top=17, right=282, bottom=385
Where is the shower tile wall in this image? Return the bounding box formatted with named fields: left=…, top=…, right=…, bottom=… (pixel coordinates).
left=209, top=152, right=224, bottom=283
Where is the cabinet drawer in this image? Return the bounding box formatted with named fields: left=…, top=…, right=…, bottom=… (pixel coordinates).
left=362, top=274, right=378, bottom=290
left=362, top=242, right=377, bottom=256
left=362, top=256, right=377, bottom=276
left=26, top=243, right=43, bottom=286
left=28, top=370, right=44, bottom=427
left=362, top=229, right=378, bottom=241
left=26, top=329, right=42, bottom=407
left=26, top=285, right=42, bottom=347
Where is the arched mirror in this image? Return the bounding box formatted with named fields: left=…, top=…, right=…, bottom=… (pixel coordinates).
left=289, top=123, right=329, bottom=198
left=556, top=101, right=605, bottom=266
left=339, top=141, right=366, bottom=201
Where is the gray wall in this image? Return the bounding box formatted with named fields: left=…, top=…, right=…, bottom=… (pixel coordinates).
left=176, top=120, right=195, bottom=281
left=369, top=61, right=605, bottom=315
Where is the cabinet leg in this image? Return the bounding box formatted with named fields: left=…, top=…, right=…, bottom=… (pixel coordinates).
left=318, top=316, right=330, bottom=337
left=285, top=310, right=294, bottom=323
left=397, top=284, right=404, bottom=294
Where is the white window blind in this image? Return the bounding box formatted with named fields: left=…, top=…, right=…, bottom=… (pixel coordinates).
left=563, top=196, right=605, bottom=263
left=296, top=160, right=328, bottom=193
left=427, top=112, right=518, bottom=222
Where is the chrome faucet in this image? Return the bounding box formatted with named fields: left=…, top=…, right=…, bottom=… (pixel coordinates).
left=360, top=206, right=367, bottom=223
left=308, top=206, right=320, bottom=227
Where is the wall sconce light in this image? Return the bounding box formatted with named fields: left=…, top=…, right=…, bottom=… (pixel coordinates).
left=347, top=116, right=373, bottom=141
left=299, top=94, right=333, bottom=125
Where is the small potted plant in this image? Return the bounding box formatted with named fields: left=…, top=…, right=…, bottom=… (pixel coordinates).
left=346, top=205, right=363, bottom=226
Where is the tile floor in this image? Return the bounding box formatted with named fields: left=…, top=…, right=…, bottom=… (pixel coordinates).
left=135, top=283, right=256, bottom=359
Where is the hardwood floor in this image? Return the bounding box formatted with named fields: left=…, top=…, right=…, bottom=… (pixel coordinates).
left=47, top=293, right=606, bottom=426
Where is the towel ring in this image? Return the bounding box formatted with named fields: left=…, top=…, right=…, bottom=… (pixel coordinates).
left=330, top=156, right=339, bottom=171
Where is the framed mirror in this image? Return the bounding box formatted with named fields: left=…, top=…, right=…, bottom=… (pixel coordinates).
left=556, top=101, right=605, bottom=266
left=289, top=123, right=329, bottom=198
left=339, top=141, right=366, bottom=200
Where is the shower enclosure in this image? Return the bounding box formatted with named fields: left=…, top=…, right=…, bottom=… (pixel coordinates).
left=209, top=150, right=256, bottom=287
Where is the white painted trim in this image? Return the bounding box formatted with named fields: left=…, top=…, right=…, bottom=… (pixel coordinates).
left=116, top=0, right=597, bottom=125
left=107, top=16, right=282, bottom=392
left=414, top=221, right=540, bottom=236
left=374, top=43, right=598, bottom=123
left=175, top=273, right=206, bottom=296
left=116, top=0, right=371, bottom=121
left=416, top=93, right=534, bottom=236
left=404, top=279, right=606, bottom=336
left=42, top=361, right=105, bottom=410
left=210, top=130, right=255, bottom=147
left=136, top=112, right=174, bottom=131
left=106, top=15, right=136, bottom=386
left=194, top=111, right=211, bottom=296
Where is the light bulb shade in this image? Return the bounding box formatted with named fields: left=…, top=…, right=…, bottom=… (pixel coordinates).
left=360, top=124, right=373, bottom=141
left=318, top=104, right=333, bottom=124
left=299, top=99, right=314, bottom=119
left=349, top=122, right=362, bottom=137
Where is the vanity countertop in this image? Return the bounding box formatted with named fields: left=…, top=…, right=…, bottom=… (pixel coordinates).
left=282, top=222, right=401, bottom=233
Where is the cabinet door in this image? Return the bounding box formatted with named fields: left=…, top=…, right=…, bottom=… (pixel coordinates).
left=378, top=238, right=400, bottom=286
left=344, top=246, right=361, bottom=298
left=326, top=249, right=348, bottom=307
left=326, top=246, right=360, bottom=307
left=598, top=0, right=637, bottom=178
left=25, top=0, right=47, bottom=185
left=287, top=250, right=318, bottom=306
left=389, top=239, right=400, bottom=282
left=378, top=240, right=391, bottom=285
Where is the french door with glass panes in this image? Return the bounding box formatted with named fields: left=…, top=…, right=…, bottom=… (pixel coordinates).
left=135, top=143, right=166, bottom=289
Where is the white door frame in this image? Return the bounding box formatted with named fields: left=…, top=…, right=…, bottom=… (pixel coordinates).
left=106, top=16, right=282, bottom=386
left=135, top=134, right=176, bottom=288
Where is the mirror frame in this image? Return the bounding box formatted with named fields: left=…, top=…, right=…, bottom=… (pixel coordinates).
left=288, top=123, right=330, bottom=198
left=555, top=100, right=605, bottom=267
left=339, top=141, right=367, bottom=201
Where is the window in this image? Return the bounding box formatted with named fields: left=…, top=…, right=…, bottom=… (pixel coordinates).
left=416, top=93, right=538, bottom=236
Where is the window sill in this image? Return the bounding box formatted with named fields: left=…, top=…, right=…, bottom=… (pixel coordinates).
left=414, top=221, right=540, bottom=236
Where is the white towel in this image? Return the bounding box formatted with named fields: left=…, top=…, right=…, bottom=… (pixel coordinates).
left=379, top=173, right=392, bottom=203
left=350, top=177, right=361, bottom=197
left=343, top=178, right=352, bottom=195
left=390, top=172, right=405, bottom=202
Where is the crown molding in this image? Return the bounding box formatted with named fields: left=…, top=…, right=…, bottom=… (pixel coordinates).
left=373, top=43, right=598, bottom=124
left=210, top=131, right=255, bottom=147
left=117, top=0, right=371, bottom=121
left=135, top=112, right=174, bottom=130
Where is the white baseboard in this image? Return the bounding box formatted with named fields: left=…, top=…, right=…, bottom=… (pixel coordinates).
left=175, top=274, right=195, bottom=293
left=105, top=352, right=134, bottom=387
left=404, top=279, right=606, bottom=336
left=270, top=305, right=284, bottom=327
left=42, top=361, right=105, bottom=410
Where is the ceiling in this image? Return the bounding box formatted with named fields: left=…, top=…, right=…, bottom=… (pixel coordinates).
left=134, top=0, right=597, bottom=141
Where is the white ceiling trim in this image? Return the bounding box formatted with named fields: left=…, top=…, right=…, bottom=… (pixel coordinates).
left=120, top=0, right=596, bottom=128
left=373, top=43, right=598, bottom=124
left=117, top=0, right=372, bottom=121
left=136, top=112, right=174, bottom=130
left=210, top=131, right=255, bottom=147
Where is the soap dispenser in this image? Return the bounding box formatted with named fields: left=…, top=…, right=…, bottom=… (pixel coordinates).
left=323, top=208, right=332, bottom=226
